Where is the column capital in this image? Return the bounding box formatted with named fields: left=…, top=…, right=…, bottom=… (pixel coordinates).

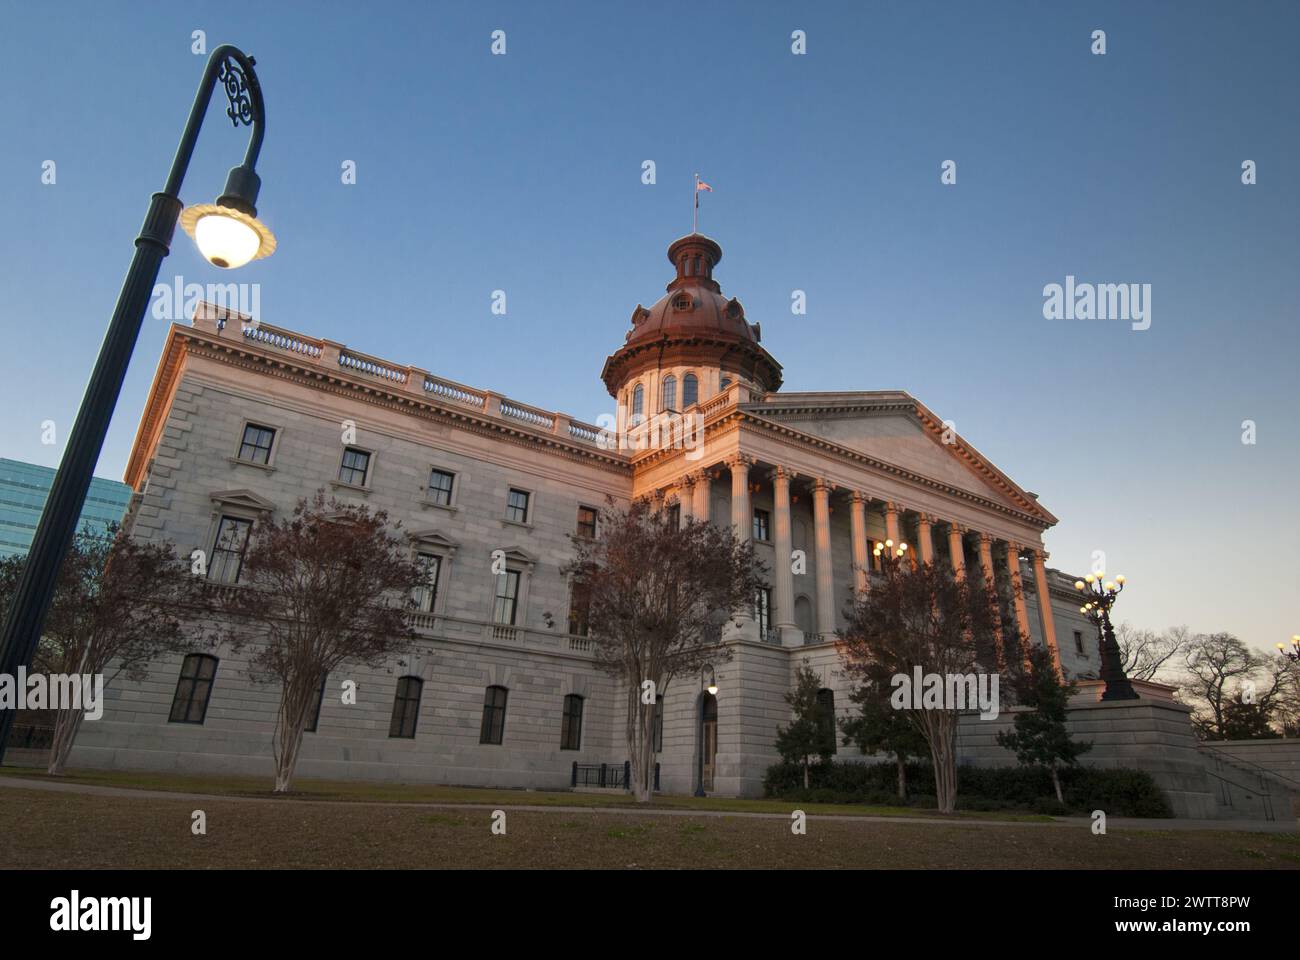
left=883, top=500, right=900, bottom=514
left=849, top=489, right=870, bottom=505
left=977, top=531, right=994, bottom=546
left=770, top=464, right=796, bottom=484
left=725, top=453, right=755, bottom=471
left=947, top=521, right=964, bottom=536
left=1031, top=546, right=1049, bottom=562
left=916, top=512, right=932, bottom=526
left=812, top=477, right=835, bottom=495
left=679, top=472, right=697, bottom=489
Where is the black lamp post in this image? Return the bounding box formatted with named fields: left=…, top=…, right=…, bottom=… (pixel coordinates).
left=0, top=45, right=274, bottom=763
left=694, top=664, right=717, bottom=798
left=1277, top=635, right=1300, bottom=663
left=1075, top=572, right=1139, bottom=701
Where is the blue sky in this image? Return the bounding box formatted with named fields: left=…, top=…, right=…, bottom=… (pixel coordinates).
left=1, top=1, right=1297, bottom=652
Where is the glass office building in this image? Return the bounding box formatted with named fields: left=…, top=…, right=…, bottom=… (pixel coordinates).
left=0, top=458, right=133, bottom=558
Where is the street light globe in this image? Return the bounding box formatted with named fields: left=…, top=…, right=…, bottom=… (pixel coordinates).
left=1116, top=574, right=1126, bottom=584
left=180, top=203, right=276, bottom=269
left=1074, top=580, right=1085, bottom=590
left=706, top=681, right=718, bottom=695
left=1104, top=581, right=1115, bottom=592
left=1084, top=574, right=1094, bottom=584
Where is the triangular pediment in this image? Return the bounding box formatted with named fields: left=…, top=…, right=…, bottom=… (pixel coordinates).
left=744, top=392, right=1054, bottom=522
left=209, top=488, right=277, bottom=512
left=407, top=529, right=460, bottom=552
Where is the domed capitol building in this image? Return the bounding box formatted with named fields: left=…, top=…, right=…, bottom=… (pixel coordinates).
left=72, top=233, right=1211, bottom=811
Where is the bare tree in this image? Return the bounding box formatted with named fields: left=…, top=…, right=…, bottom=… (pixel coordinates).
left=218, top=491, right=425, bottom=793
left=1180, top=632, right=1286, bottom=740
left=838, top=551, right=1012, bottom=814
left=0, top=525, right=205, bottom=774
left=1117, top=623, right=1188, bottom=682
left=564, top=499, right=765, bottom=802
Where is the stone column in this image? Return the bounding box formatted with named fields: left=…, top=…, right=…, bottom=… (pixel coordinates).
left=849, top=491, right=869, bottom=595
left=772, top=467, right=798, bottom=643
left=679, top=475, right=694, bottom=526
left=1006, top=542, right=1033, bottom=641
left=729, top=455, right=752, bottom=539
left=917, top=513, right=934, bottom=566
left=692, top=470, right=711, bottom=524
left=948, top=523, right=966, bottom=580
left=812, top=479, right=835, bottom=639
left=728, top=455, right=755, bottom=638
left=978, top=533, right=1005, bottom=666
left=1032, top=548, right=1063, bottom=676
left=884, top=501, right=901, bottom=546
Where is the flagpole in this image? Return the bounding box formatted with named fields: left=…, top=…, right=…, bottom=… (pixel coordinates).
left=693, top=172, right=699, bottom=234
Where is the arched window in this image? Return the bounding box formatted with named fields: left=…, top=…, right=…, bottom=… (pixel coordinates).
left=682, top=373, right=698, bottom=408
left=816, top=688, right=837, bottom=754
left=389, top=675, right=423, bottom=738
left=720, top=375, right=732, bottom=390
left=661, top=375, right=677, bottom=412
left=561, top=694, right=584, bottom=750
left=169, top=654, right=218, bottom=724
left=631, top=384, right=644, bottom=423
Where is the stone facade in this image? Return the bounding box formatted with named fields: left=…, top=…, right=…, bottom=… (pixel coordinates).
left=70, top=234, right=1157, bottom=802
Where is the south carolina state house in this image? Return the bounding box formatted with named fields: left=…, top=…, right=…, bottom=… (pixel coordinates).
left=71, top=233, right=1104, bottom=798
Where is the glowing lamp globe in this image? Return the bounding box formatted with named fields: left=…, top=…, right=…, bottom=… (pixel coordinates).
left=179, top=163, right=276, bottom=269
left=181, top=204, right=276, bottom=269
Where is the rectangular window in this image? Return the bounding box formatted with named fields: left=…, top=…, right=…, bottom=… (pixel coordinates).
left=480, top=686, right=508, bottom=744
left=237, top=423, right=276, bottom=464
left=413, top=552, right=441, bottom=613
left=427, top=469, right=455, bottom=506
left=305, top=673, right=327, bottom=733
left=652, top=695, right=664, bottom=753
left=560, top=694, right=584, bottom=750
left=576, top=505, right=597, bottom=539
left=209, top=515, right=252, bottom=584
left=752, top=508, right=771, bottom=542
left=338, top=447, right=371, bottom=486
left=506, top=488, right=530, bottom=523
left=389, top=676, right=423, bottom=739
left=169, top=654, right=218, bottom=724
left=816, top=688, right=837, bottom=755
left=1074, top=630, right=1085, bottom=655
left=493, top=569, right=521, bottom=625
left=568, top=580, right=590, bottom=637
left=668, top=503, right=681, bottom=528
left=754, top=587, right=772, bottom=634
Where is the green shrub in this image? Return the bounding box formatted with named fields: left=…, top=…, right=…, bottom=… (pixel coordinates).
left=762, top=760, right=1173, bottom=817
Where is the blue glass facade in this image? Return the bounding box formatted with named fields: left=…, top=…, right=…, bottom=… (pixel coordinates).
left=0, top=458, right=134, bottom=558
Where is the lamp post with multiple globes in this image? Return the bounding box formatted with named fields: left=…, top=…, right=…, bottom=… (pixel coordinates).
left=0, top=45, right=275, bottom=763
left=1075, top=572, right=1140, bottom=701
left=872, top=538, right=909, bottom=570
left=1277, top=635, right=1300, bottom=663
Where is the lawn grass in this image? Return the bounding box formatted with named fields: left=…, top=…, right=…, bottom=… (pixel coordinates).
left=2, top=786, right=1296, bottom=869
left=0, top=765, right=1051, bottom=822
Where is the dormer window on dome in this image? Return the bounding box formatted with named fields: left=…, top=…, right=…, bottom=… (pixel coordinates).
left=672, top=294, right=693, bottom=311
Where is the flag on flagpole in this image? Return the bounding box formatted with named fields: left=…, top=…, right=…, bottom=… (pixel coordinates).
left=693, top=174, right=713, bottom=233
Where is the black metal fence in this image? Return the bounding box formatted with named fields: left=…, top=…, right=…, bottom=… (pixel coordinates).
left=571, top=760, right=660, bottom=792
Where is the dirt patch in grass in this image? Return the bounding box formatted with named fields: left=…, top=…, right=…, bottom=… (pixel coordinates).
left=1, top=788, right=1295, bottom=870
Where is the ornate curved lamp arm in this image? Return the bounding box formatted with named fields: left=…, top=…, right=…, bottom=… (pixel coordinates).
left=164, top=44, right=265, bottom=198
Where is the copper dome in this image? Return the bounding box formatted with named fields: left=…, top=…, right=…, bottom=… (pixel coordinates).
left=600, top=235, right=783, bottom=396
